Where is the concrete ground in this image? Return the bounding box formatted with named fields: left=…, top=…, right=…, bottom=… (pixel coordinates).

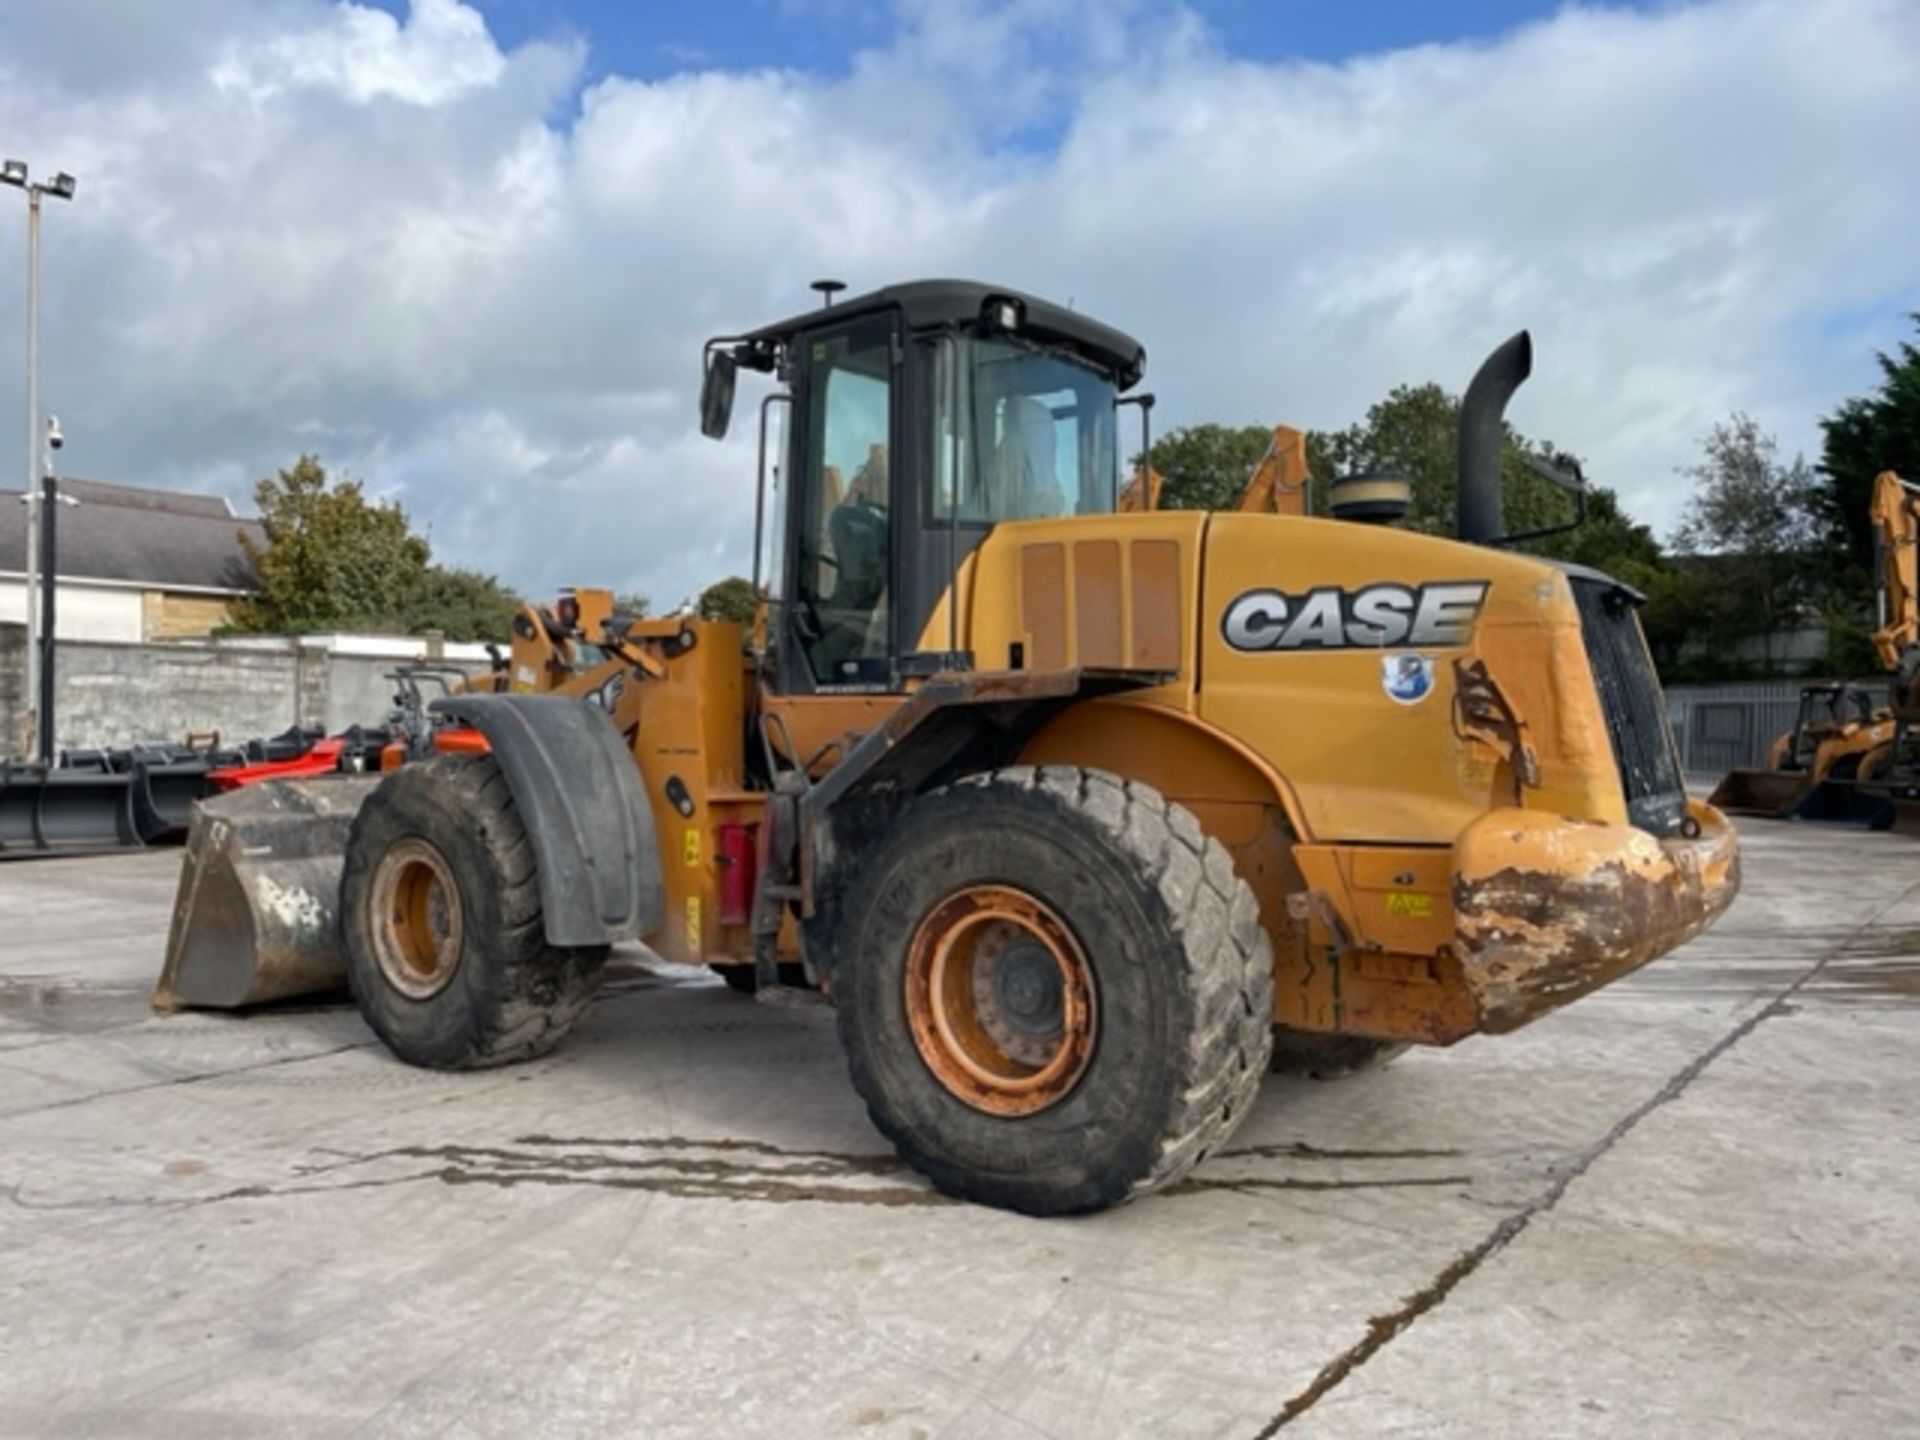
left=1, top=820, right=1916, bottom=1440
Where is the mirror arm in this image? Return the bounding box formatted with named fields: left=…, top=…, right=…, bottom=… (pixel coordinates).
left=1489, top=455, right=1588, bottom=549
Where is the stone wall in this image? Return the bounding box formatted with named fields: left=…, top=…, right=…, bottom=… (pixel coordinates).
left=0, top=623, right=488, bottom=757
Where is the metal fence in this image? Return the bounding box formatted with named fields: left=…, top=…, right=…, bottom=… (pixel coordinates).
left=1665, top=680, right=1832, bottom=779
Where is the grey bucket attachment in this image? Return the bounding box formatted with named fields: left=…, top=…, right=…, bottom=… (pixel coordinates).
left=153, top=775, right=382, bottom=1010
left=131, top=759, right=216, bottom=844
left=0, top=762, right=141, bottom=856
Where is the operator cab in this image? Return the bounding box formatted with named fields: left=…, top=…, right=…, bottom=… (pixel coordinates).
left=701, top=280, right=1146, bottom=694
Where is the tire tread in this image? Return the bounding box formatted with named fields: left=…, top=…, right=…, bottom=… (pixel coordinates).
left=344, top=756, right=606, bottom=1071
left=840, top=764, right=1274, bottom=1211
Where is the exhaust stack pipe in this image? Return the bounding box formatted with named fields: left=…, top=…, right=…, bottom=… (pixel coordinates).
left=1456, top=330, right=1532, bottom=545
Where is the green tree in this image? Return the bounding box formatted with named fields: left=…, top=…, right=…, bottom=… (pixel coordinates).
left=697, top=575, right=760, bottom=624
left=1546, top=486, right=1661, bottom=574
left=233, top=455, right=519, bottom=641
left=395, top=566, right=521, bottom=642
left=1143, top=424, right=1275, bottom=511
left=1670, top=414, right=1820, bottom=673
left=1816, top=314, right=1920, bottom=612
left=613, top=591, right=652, bottom=621
left=235, top=456, right=426, bottom=633
left=1306, top=382, right=1594, bottom=544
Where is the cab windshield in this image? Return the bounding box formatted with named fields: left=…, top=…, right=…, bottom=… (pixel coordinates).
left=930, top=335, right=1119, bottom=523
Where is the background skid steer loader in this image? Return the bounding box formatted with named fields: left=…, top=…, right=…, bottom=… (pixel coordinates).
left=160, top=280, right=1738, bottom=1215
left=1708, top=681, right=1893, bottom=817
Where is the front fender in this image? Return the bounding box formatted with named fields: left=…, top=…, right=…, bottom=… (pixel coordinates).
left=433, top=694, right=663, bottom=947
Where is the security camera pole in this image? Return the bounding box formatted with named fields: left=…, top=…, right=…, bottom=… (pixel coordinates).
left=2, top=159, right=77, bottom=762
left=37, top=417, right=73, bottom=764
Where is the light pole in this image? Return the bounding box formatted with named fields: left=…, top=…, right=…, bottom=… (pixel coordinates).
left=2, top=159, right=77, bottom=762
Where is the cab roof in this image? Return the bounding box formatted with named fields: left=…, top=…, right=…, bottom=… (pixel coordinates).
left=737, top=279, right=1147, bottom=389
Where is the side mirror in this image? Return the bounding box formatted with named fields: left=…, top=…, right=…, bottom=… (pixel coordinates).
left=700, top=350, right=738, bottom=440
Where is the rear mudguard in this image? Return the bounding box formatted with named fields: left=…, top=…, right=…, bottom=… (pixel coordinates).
left=433, top=694, right=664, bottom=946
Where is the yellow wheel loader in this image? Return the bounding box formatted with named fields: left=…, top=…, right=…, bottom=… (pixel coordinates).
left=158, top=280, right=1738, bottom=1215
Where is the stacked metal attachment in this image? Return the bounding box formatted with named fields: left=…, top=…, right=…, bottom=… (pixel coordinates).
left=0, top=729, right=316, bottom=858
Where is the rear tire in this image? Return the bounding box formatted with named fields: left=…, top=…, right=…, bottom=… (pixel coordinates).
left=1268, top=1029, right=1409, bottom=1079
left=342, top=756, right=607, bottom=1069
left=833, top=767, right=1272, bottom=1215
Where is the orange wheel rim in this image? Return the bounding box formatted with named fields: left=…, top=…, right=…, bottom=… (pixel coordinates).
left=904, top=884, right=1096, bottom=1117
left=369, top=838, right=464, bottom=1000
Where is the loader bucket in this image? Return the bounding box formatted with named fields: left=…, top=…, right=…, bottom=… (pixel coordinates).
left=0, top=762, right=141, bottom=856
left=1705, top=767, right=1813, bottom=818
left=1788, top=778, right=1893, bottom=828
left=1789, top=779, right=1920, bottom=834
left=153, top=775, right=383, bottom=1010
left=1891, top=799, right=1920, bottom=836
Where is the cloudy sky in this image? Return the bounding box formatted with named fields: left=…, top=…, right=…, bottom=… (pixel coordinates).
left=0, top=0, right=1915, bottom=607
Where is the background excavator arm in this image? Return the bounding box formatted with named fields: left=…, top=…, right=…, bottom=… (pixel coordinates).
left=1871, top=470, right=1920, bottom=672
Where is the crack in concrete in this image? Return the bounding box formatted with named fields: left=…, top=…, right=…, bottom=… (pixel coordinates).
left=0, top=1040, right=375, bottom=1123
left=2, top=1170, right=444, bottom=1213
left=1251, top=878, right=1920, bottom=1436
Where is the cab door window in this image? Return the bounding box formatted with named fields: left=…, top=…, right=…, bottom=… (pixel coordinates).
left=796, top=321, right=893, bottom=686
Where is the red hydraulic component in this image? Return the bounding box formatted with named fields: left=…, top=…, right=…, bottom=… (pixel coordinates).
left=374, top=728, right=490, bottom=776
left=719, top=822, right=757, bottom=926
left=432, top=728, right=490, bottom=757
left=206, top=737, right=347, bottom=793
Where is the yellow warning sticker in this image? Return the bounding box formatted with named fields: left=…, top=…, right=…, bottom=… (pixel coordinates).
left=1385, top=892, right=1433, bottom=919
left=685, top=894, right=702, bottom=950
left=683, top=828, right=700, bottom=866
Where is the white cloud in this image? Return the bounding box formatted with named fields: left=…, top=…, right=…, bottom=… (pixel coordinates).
left=0, top=0, right=1916, bottom=608
left=210, top=0, right=506, bottom=105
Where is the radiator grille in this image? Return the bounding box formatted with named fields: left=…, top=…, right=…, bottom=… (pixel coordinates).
left=1571, top=577, right=1687, bottom=835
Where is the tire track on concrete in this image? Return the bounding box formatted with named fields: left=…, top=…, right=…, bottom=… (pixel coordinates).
left=1252, top=874, right=1920, bottom=1436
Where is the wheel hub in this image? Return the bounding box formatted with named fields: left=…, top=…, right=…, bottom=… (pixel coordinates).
left=368, top=837, right=464, bottom=1001
left=904, top=885, right=1096, bottom=1117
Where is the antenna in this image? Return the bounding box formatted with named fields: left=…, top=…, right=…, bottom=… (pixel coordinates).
left=810, top=279, right=847, bottom=309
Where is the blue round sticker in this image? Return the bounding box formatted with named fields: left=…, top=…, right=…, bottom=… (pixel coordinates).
left=1382, top=653, right=1435, bottom=705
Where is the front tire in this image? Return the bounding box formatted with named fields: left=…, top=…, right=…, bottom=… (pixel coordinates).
left=833, top=767, right=1272, bottom=1215
left=342, top=756, right=607, bottom=1069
